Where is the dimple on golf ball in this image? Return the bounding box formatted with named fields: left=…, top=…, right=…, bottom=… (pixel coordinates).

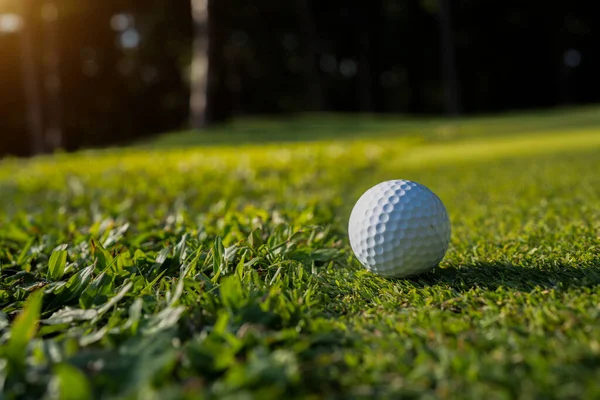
left=348, top=180, right=451, bottom=278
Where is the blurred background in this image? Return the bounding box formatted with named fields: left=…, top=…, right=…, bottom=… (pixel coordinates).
left=0, top=0, right=598, bottom=157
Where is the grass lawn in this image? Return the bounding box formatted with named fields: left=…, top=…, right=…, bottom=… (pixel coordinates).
left=1, top=107, right=599, bottom=399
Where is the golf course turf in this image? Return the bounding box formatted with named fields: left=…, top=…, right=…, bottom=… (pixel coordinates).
left=1, top=107, right=599, bottom=399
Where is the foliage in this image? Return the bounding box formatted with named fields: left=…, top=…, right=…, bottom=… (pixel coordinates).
left=0, top=110, right=599, bottom=398
left=3, top=0, right=600, bottom=156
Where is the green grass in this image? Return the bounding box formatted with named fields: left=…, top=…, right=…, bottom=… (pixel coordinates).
left=1, top=107, right=600, bottom=399
left=145, top=104, right=600, bottom=148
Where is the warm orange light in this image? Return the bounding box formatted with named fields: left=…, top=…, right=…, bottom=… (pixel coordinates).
left=0, top=13, right=22, bottom=33
left=0, top=0, right=19, bottom=13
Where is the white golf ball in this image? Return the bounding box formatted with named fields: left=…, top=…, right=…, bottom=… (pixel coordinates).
left=348, top=180, right=451, bottom=278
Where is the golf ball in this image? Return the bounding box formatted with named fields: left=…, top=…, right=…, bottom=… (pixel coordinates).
left=348, top=180, right=451, bottom=278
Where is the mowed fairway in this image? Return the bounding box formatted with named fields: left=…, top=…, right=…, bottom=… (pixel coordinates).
left=1, top=109, right=600, bottom=399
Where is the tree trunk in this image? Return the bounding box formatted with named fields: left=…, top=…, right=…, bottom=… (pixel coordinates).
left=20, top=0, right=45, bottom=155
left=294, top=0, right=324, bottom=111
left=358, top=31, right=373, bottom=113
left=190, top=0, right=210, bottom=128
left=43, top=1, right=63, bottom=151
left=438, top=0, right=460, bottom=116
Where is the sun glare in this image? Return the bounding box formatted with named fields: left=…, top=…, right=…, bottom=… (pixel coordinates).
left=0, top=13, right=22, bottom=33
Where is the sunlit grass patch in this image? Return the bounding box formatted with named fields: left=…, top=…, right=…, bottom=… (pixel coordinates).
left=1, top=109, right=599, bottom=398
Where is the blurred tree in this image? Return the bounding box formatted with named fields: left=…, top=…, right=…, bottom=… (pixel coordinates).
left=355, top=1, right=383, bottom=113
left=19, top=0, right=45, bottom=155
left=190, top=0, right=209, bottom=128
left=42, top=0, right=63, bottom=150
left=438, top=0, right=460, bottom=116
left=190, top=0, right=231, bottom=128
left=403, top=0, right=438, bottom=113
left=294, top=0, right=324, bottom=111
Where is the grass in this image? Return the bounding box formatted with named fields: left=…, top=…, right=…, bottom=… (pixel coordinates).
left=1, top=107, right=599, bottom=399
left=145, top=104, right=600, bottom=148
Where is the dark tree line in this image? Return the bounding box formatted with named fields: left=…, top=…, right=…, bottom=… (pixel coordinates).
left=0, top=0, right=598, bottom=157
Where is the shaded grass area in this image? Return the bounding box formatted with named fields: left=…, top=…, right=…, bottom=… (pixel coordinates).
left=146, top=104, right=600, bottom=148
left=0, top=109, right=599, bottom=399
